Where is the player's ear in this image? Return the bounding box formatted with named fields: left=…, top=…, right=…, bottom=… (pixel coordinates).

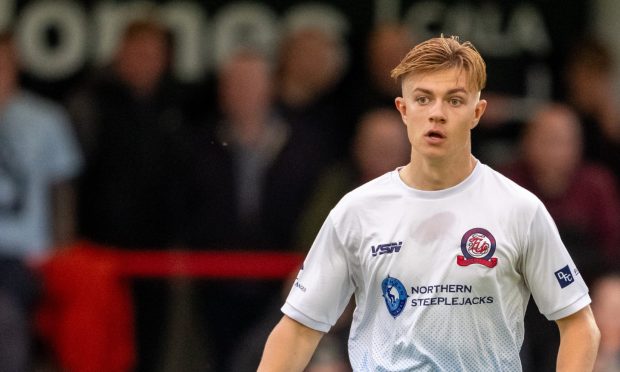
left=472, top=99, right=487, bottom=129
left=395, top=97, right=407, bottom=126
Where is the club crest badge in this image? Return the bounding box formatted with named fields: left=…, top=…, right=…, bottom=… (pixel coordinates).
left=381, top=276, right=408, bottom=318
left=457, top=228, right=498, bottom=268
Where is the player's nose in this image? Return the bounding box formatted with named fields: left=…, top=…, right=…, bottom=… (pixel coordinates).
left=428, top=101, right=447, bottom=123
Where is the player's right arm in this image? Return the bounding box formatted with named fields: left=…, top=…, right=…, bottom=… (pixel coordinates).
left=257, top=315, right=324, bottom=371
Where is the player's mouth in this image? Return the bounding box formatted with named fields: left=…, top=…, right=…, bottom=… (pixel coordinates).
left=424, top=129, right=446, bottom=144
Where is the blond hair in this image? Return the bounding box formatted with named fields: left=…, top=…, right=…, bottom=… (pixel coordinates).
left=390, top=35, right=486, bottom=92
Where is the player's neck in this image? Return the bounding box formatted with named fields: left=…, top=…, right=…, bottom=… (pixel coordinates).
left=400, top=154, right=477, bottom=191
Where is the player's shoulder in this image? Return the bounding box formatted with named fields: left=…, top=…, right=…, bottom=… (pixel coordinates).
left=482, top=163, right=543, bottom=210
left=329, top=170, right=397, bottom=218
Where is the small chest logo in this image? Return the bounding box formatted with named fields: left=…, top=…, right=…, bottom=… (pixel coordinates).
left=371, top=242, right=403, bottom=257
left=555, top=265, right=575, bottom=288
left=457, top=228, right=498, bottom=268
left=381, top=276, right=408, bottom=318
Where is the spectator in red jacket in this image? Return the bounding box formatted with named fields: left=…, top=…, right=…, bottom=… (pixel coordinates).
left=502, top=103, right=620, bottom=276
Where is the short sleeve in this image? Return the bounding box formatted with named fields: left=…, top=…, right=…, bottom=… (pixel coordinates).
left=283, top=214, right=355, bottom=332
left=523, top=204, right=591, bottom=320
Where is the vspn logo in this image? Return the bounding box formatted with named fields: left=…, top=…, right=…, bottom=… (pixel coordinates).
left=555, top=265, right=575, bottom=288
left=371, top=242, right=403, bottom=257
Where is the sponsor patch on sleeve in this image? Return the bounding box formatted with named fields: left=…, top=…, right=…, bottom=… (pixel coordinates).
left=554, top=265, right=574, bottom=288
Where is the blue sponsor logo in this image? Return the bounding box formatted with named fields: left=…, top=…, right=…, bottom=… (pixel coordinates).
left=381, top=276, right=408, bottom=318
left=555, top=265, right=574, bottom=288
left=372, top=242, right=403, bottom=257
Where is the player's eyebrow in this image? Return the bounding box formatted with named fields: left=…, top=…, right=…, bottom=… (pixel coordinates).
left=412, top=87, right=468, bottom=95
left=446, top=87, right=468, bottom=95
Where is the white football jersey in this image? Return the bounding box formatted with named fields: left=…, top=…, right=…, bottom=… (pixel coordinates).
left=283, top=162, right=590, bottom=371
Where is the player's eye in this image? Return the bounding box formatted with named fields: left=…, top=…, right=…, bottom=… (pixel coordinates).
left=416, top=96, right=430, bottom=105
left=449, top=97, right=463, bottom=106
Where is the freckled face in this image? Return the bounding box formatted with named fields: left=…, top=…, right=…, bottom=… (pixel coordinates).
left=394, top=68, right=486, bottom=161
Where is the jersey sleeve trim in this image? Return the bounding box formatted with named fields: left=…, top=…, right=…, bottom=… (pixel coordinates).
left=544, top=293, right=591, bottom=321
left=281, top=302, right=331, bottom=333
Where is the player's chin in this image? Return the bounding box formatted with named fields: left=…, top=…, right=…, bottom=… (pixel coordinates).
left=417, top=143, right=449, bottom=158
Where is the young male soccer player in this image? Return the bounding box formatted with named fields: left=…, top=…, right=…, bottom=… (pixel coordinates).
left=258, top=35, right=600, bottom=371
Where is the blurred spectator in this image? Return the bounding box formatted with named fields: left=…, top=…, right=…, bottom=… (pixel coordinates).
left=228, top=107, right=409, bottom=371
left=275, top=25, right=351, bottom=158
left=472, top=91, right=526, bottom=169
left=187, top=48, right=329, bottom=251
left=187, top=48, right=332, bottom=371
left=66, top=18, right=191, bottom=372
left=354, top=23, right=414, bottom=116
left=0, top=30, right=83, bottom=371
left=68, top=18, right=189, bottom=248
left=501, top=103, right=620, bottom=273
left=501, top=103, right=620, bottom=372
left=295, top=107, right=410, bottom=250
left=591, top=272, right=620, bottom=372
left=563, top=37, right=620, bottom=180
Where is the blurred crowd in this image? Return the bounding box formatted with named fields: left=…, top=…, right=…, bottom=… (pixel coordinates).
left=0, top=10, right=619, bottom=372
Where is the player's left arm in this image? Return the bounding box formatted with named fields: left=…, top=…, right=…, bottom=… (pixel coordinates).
left=555, top=305, right=600, bottom=372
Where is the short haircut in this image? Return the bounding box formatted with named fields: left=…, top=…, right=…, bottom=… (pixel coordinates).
left=390, top=35, right=486, bottom=92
